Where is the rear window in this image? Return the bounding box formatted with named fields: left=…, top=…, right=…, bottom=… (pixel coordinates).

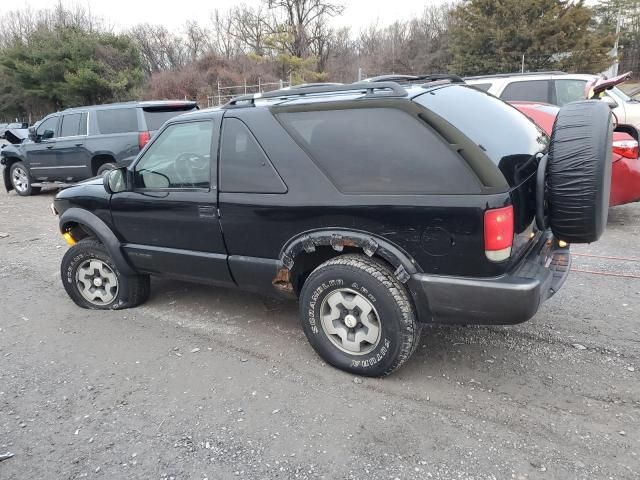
left=471, top=83, right=492, bottom=92
left=143, top=105, right=199, bottom=131
left=96, top=108, right=138, bottom=134
left=414, top=85, right=549, bottom=168
left=277, top=107, right=480, bottom=195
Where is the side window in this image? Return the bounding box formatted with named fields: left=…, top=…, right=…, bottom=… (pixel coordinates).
left=79, top=113, right=88, bottom=135
left=134, top=121, right=213, bottom=189
left=500, top=80, right=550, bottom=103
left=554, top=79, right=587, bottom=106
left=36, top=116, right=59, bottom=139
left=277, top=107, right=479, bottom=194
left=60, top=113, right=83, bottom=137
left=96, top=108, right=138, bottom=134
left=219, top=118, right=286, bottom=193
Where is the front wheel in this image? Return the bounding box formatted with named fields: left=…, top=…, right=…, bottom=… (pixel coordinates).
left=299, top=254, right=421, bottom=377
left=61, top=238, right=150, bottom=310
left=96, top=163, right=116, bottom=176
left=10, top=162, right=40, bottom=196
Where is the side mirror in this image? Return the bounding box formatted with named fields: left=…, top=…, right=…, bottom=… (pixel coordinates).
left=602, top=95, right=619, bottom=110
left=41, top=129, right=55, bottom=140
left=103, top=167, right=129, bottom=194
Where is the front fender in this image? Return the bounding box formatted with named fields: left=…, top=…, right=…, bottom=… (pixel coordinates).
left=59, top=208, right=135, bottom=276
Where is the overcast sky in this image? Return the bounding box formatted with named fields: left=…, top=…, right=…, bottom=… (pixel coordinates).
left=17, top=0, right=438, bottom=32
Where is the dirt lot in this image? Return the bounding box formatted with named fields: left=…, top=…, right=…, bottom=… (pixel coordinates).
left=0, top=187, right=638, bottom=480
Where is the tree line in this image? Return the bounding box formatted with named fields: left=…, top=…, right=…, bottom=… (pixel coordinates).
left=0, top=0, right=637, bottom=121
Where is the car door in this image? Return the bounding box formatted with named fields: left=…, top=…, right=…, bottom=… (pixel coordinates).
left=25, top=115, right=60, bottom=180
left=109, top=116, right=233, bottom=286
left=53, top=111, right=91, bottom=180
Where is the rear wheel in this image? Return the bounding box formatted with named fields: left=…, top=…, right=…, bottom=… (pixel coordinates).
left=299, top=254, right=420, bottom=377
left=96, top=162, right=116, bottom=176
left=10, top=162, right=40, bottom=196
left=61, top=238, right=150, bottom=310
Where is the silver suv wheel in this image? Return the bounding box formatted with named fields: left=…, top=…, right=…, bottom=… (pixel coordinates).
left=320, top=288, right=381, bottom=355
left=11, top=166, right=29, bottom=193
left=75, top=259, right=119, bottom=305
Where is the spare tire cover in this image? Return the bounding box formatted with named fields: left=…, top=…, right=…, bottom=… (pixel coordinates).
left=547, top=100, right=613, bottom=243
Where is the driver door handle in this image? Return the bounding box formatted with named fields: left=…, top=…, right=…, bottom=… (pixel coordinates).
left=198, top=205, right=217, bottom=218
left=74, top=143, right=84, bottom=147
left=46, top=145, right=54, bottom=149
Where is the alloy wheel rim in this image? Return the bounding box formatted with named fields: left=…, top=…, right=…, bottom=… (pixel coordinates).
left=11, top=167, right=29, bottom=193
left=75, top=259, right=119, bottom=305
left=319, top=288, right=381, bottom=355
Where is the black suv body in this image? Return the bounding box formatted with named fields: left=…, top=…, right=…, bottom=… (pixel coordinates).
left=1, top=101, right=198, bottom=195
left=52, top=80, right=612, bottom=376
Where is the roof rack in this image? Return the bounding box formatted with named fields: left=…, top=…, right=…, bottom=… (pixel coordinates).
left=223, top=81, right=408, bottom=109
left=464, top=71, right=567, bottom=80
left=365, top=73, right=465, bottom=85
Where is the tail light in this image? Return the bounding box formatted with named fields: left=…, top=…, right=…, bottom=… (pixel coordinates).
left=138, top=131, right=151, bottom=149
left=484, top=205, right=514, bottom=262
left=612, top=139, right=639, bottom=159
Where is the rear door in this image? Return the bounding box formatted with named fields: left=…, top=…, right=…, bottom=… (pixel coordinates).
left=110, top=116, right=232, bottom=285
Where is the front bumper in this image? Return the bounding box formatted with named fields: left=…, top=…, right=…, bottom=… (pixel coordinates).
left=410, top=233, right=570, bottom=325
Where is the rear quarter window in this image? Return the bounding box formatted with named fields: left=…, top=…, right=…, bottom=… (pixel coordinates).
left=96, top=108, right=138, bottom=134
left=500, top=80, right=551, bottom=103
left=276, top=107, right=480, bottom=195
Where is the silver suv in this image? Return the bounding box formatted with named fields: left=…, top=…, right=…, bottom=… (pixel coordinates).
left=465, top=72, right=640, bottom=128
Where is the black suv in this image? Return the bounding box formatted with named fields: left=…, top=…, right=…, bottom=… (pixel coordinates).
left=1, top=101, right=198, bottom=196
left=52, top=79, right=612, bottom=376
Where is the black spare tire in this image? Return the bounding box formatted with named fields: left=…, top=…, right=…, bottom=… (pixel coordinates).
left=547, top=100, right=613, bottom=243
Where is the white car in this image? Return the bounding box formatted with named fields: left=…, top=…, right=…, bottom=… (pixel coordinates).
left=465, top=72, right=640, bottom=128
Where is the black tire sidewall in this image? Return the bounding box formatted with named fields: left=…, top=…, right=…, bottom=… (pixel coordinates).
left=61, top=241, right=124, bottom=310
left=300, top=264, right=408, bottom=377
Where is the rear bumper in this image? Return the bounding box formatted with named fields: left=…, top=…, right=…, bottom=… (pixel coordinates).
left=410, top=233, right=570, bottom=325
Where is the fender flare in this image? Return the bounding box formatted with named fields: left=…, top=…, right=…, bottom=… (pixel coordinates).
left=59, top=208, right=136, bottom=276
left=279, top=229, right=422, bottom=282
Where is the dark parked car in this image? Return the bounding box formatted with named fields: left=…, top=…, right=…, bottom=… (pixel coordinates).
left=53, top=80, right=612, bottom=376
left=1, top=101, right=198, bottom=196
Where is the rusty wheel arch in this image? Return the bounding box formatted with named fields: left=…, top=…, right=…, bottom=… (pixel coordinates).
left=273, top=229, right=422, bottom=294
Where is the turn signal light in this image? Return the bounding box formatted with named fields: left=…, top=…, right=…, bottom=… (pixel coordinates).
left=484, top=205, right=514, bottom=262
left=138, top=131, right=151, bottom=149
left=613, top=139, right=639, bottom=160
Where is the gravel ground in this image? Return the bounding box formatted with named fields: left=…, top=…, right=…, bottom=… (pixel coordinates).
left=0, top=187, right=639, bottom=480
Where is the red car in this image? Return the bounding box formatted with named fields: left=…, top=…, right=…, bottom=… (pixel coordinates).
left=513, top=101, right=640, bottom=206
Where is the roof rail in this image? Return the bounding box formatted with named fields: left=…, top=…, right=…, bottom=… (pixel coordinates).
left=464, top=71, right=567, bottom=80
left=365, top=73, right=465, bottom=85
left=223, top=81, right=407, bottom=108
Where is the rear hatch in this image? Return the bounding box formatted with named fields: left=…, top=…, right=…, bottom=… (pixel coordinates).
left=413, top=85, right=549, bottom=259
left=140, top=101, right=199, bottom=134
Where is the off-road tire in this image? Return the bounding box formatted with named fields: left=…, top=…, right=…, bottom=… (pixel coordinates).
left=9, top=161, right=40, bottom=196
left=61, top=238, right=150, bottom=310
left=96, top=163, right=116, bottom=176
left=299, top=254, right=420, bottom=377
left=547, top=100, right=613, bottom=243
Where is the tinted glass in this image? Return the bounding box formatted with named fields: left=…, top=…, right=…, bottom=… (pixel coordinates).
left=414, top=85, right=548, bottom=172
left=143, top=106, right=199, bottom=131
left=79, top=113, right=88, bottom=135
left=501, top=80, right=550, bottom=103
left=471, top=83, right=492, bottom=92
left=220, top=118, right=286, bottom=193
left=134, top=121, right=213, bottom=189
left=555, top=79, right=587, bottom=106
left=60, top=113, right=82, bottom=137
left=96, top=108, right=138, bottom=134
left=278, top=107, right=479, bottom=194
left=36, top=116, right=59, bottom=138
